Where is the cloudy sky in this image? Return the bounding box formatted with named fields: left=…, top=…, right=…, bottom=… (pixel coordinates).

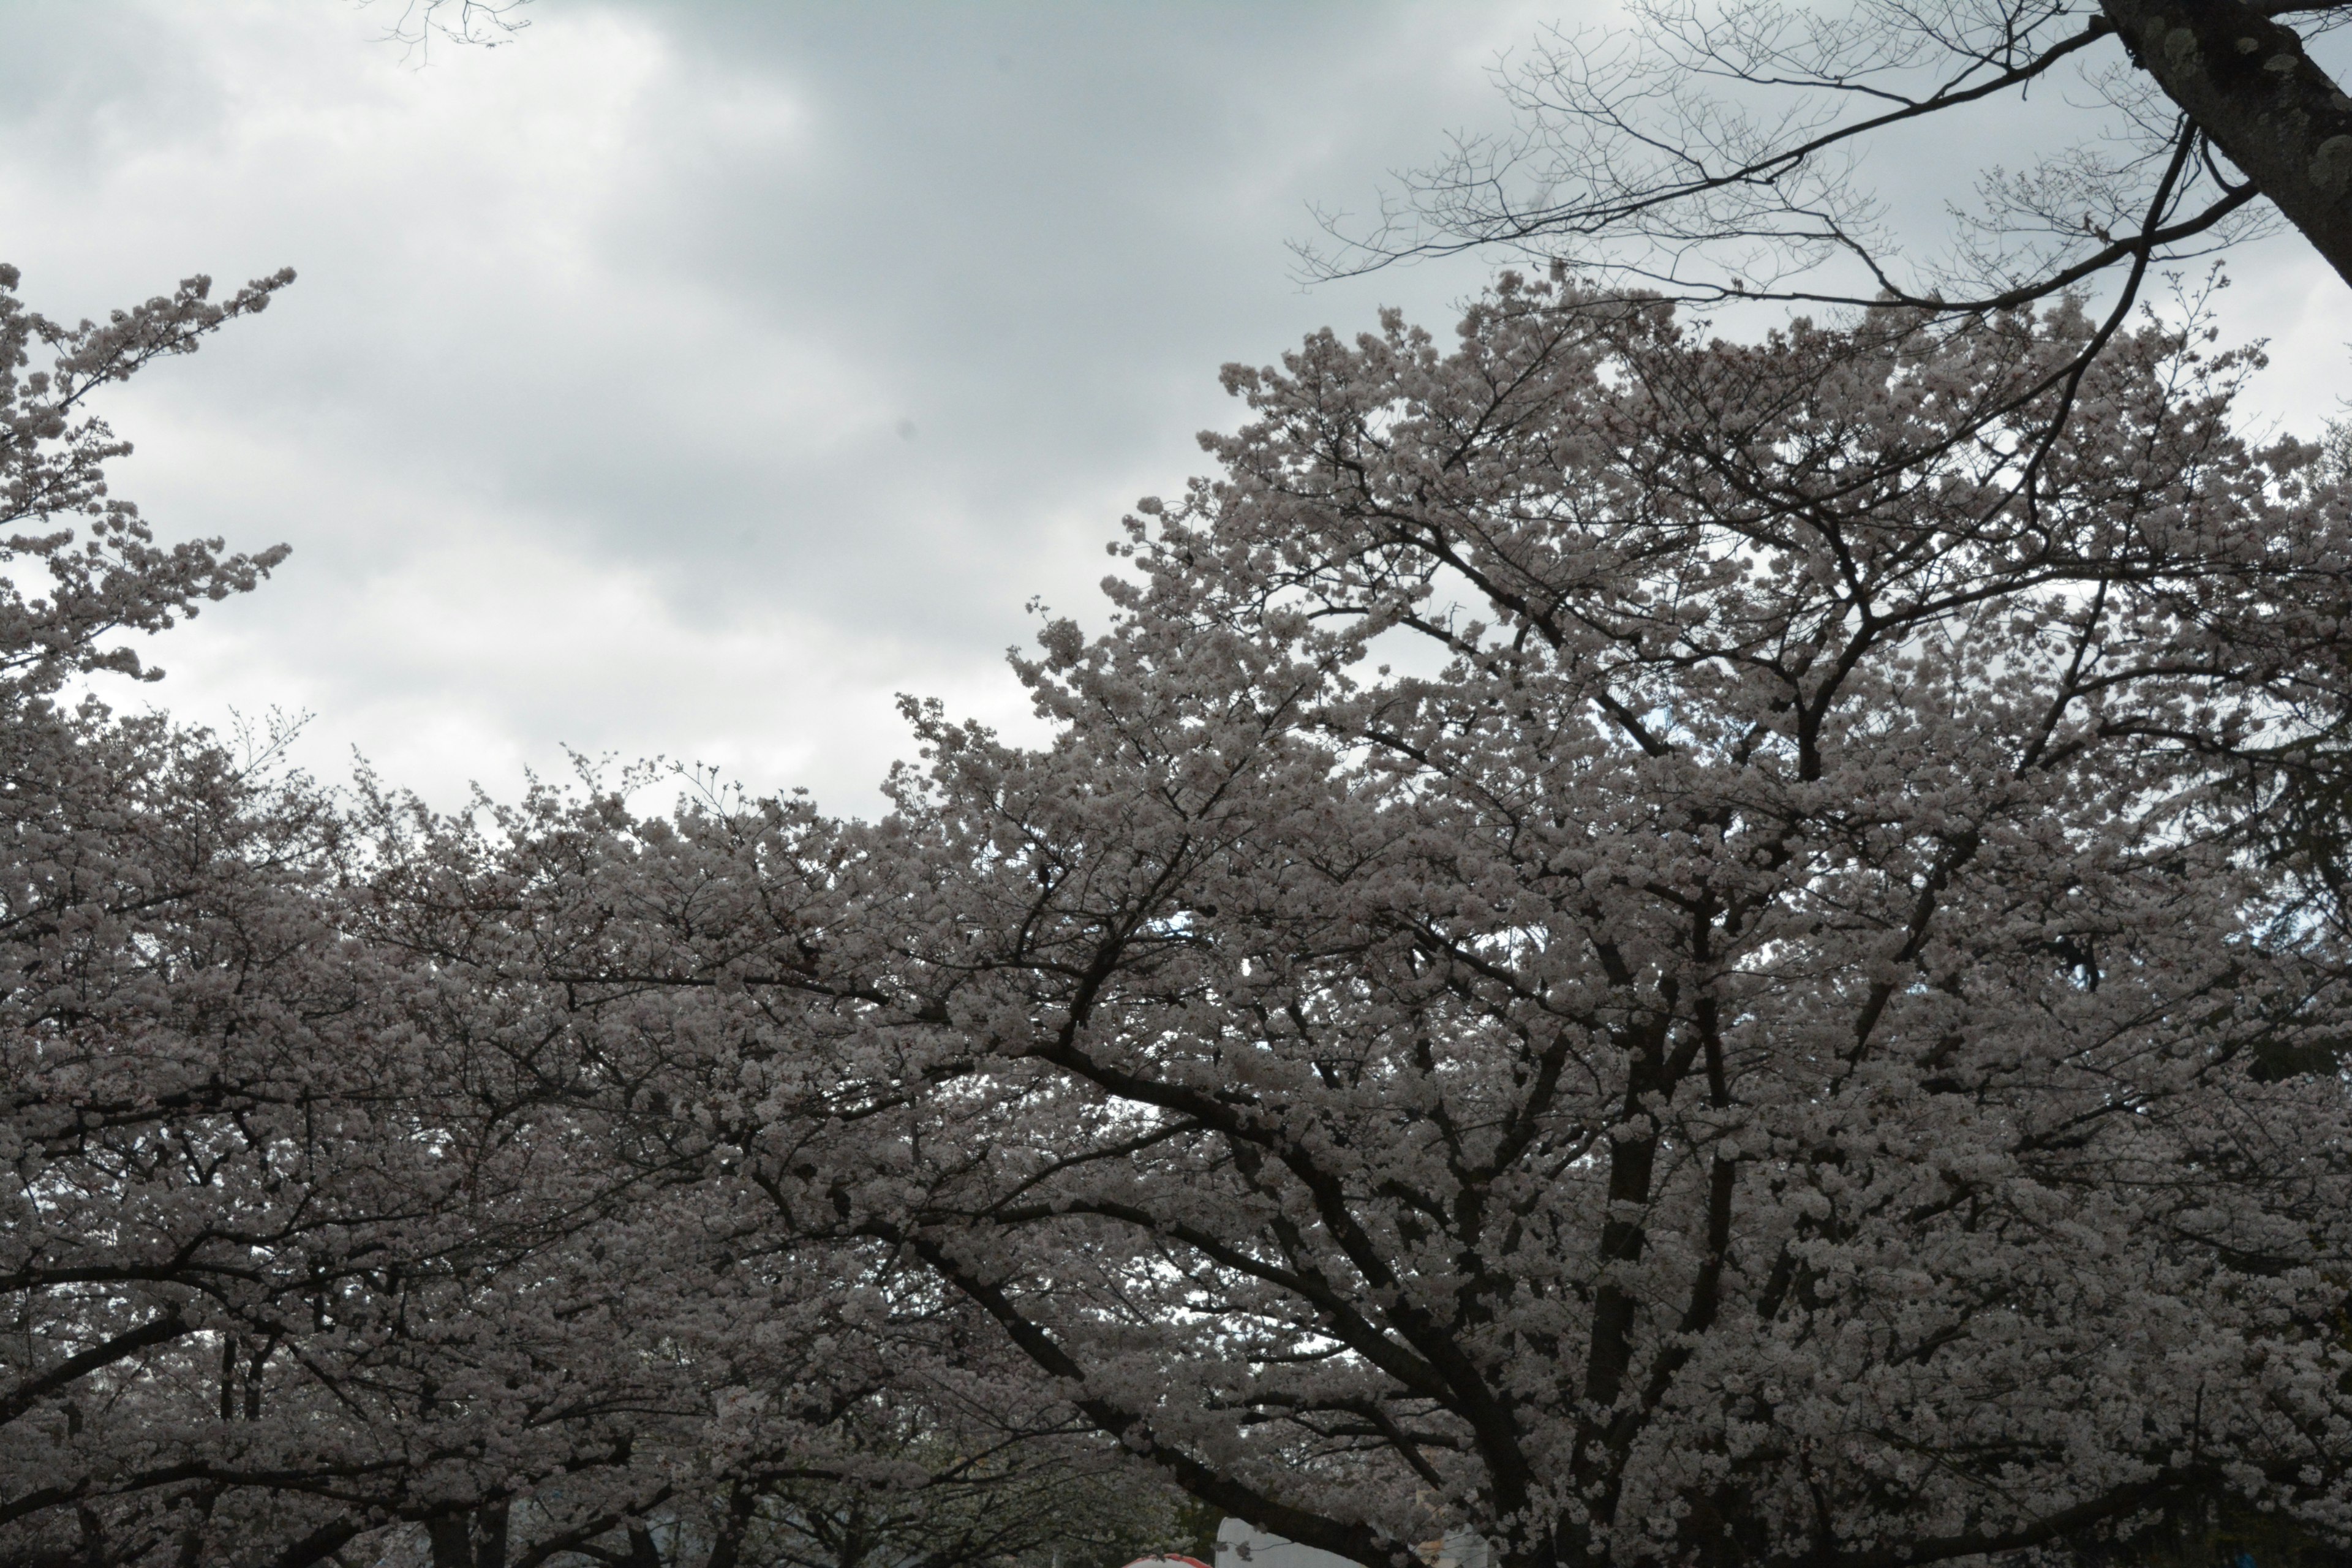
left=5, top=1, right=2346, bottom=817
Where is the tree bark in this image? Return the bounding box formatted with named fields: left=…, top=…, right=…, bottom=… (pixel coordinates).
left=428, top=1518, right=473, bottom=1568
left=427, top=1508, right=510, bottom=1568
left=475, top=1504, right=510, bottom=1568
left=702, top=1485, right=757, bottom=1568
left=2101, top=0, right=2352, bottom=286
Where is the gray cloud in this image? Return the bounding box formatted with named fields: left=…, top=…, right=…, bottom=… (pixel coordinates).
left=1, top=0, right=2341, bottom=815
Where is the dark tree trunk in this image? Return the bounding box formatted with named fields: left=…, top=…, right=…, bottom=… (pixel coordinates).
left=428, top=1518, right=473, bottom=1568
left=702, top=1486, right=758, bottom=1568
left=474, top=1504, right=510, bottom=1568
left=2101, top=0, right=2352, bottom=286
left=428, top=1507, right=510, bottom=1568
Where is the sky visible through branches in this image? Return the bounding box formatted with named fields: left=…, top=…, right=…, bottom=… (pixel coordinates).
left=0, top=0, right=2343, bottom=817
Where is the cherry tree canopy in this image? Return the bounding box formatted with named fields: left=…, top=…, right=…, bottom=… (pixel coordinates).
left=13, top=253, right=2352, bottom=1567
left=527, top=282, right=2352, bottom=1568
left=0, top=268, right=769, bottom=1568
left=0, top=259, right=1201, bottom=1568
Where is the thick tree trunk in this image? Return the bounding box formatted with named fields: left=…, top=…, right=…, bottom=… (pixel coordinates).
left=2100, top=0, right=2352, bottom=287
left=475, top=1505, right=510, bottom=1568
left=702, top=1485, right=757, bottom=1568
left=428, top=1507, right=509, bottom=1568
left=427, top=1518, right=473, bottom=1568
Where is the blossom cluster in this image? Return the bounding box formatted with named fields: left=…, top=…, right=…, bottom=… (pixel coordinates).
left=7, top=263, right=2352, bottom=1568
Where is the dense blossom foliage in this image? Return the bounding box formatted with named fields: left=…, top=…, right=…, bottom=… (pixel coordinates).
left=0, top=267, right=693, bottom=1566
left=9, top=258, right=2352, bottom=1568
left=0, top=263, right=1196, bottom=1568
left=490, top=282, right=2352, bottom=1568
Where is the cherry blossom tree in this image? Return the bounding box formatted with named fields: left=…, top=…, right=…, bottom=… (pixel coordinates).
left=342, top=771, right=1199, bottom=1568
left=1308, top=1, right=2352, bottom=515
left=0, top=265, right=733, bottom=1568
left=18, top=153, right=2352, bottom=1568
left=519, top=281, right=2352, bottom=1567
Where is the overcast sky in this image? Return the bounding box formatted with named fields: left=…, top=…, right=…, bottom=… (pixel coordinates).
left=5, top=1, right=2346, bottom=817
